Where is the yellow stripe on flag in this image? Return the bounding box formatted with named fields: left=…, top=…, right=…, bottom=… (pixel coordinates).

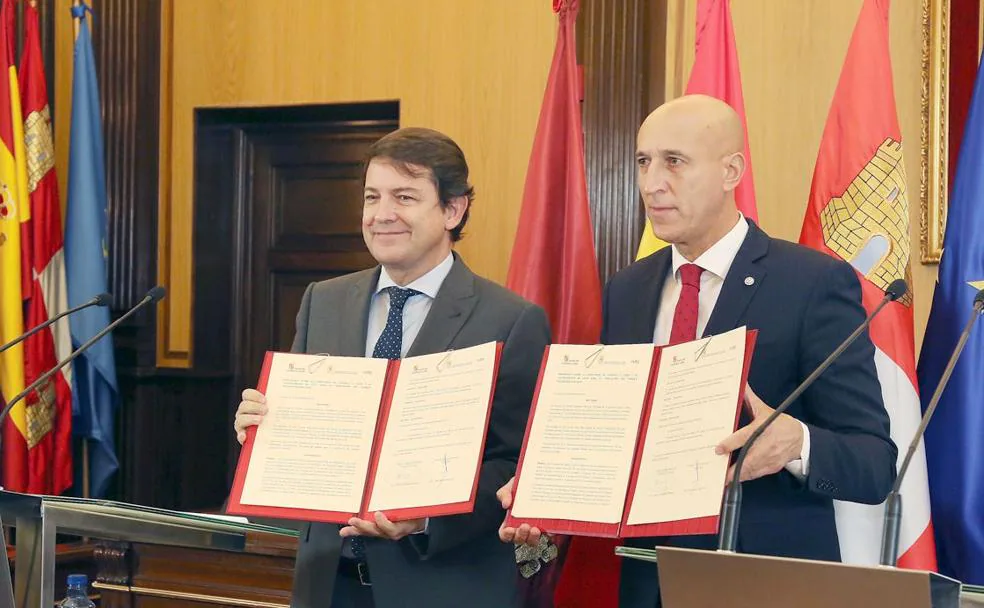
left=635, top=219, right=668, bottom=260
left=9, top=67, right=28, bottom=227
left=0, top=63, right=30, bottom=437
left=0, top=145, right=25, bottom=431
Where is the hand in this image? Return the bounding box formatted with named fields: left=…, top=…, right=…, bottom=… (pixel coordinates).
left=716, top=386, right=804, bottom=483
left=496, top=476, right=547, bottom=547
left=234, top=388, right=267, bottom=445
left=340, top=512, right=425, bottom=541
left=496, top=476, right=516, bottom=509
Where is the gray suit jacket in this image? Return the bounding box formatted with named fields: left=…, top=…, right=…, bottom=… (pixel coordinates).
left=290, top=255, right=551, bottom=608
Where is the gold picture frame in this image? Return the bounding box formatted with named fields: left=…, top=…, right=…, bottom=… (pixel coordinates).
left=921, top=0, right=949, bottom=264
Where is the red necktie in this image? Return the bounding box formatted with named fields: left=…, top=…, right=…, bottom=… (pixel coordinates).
left=669, top=263, right=704, bottom=345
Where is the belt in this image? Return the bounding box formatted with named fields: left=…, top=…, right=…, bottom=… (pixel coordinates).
left=338, top=557, right=372, bottom=586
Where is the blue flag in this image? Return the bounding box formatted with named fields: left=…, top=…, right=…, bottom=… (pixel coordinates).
left=916, top=50, right=984, bottom=584
left=64, top=5, right=118, bottom=499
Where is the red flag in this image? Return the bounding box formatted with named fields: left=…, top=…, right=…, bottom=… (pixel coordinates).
left=685, top=0, right=757, bottom=222
left=506, top=1, right=601, bottom=345
left=505, top=1, right=608, bottom=606
left=799, top=0, right=936, bottom=571
left=12, top=1, right=73, bottom=494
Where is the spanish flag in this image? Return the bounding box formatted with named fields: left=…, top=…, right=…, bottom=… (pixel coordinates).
left=636, top=0, right=757, bottom=260
left=0, top=0, right=36, bottom=491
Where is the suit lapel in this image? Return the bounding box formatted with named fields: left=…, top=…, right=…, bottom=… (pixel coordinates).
left=338, top=268, right=378, bottom=357
left=407, top=255, right=478, bottom=357
left=633, top=252, right=673, bottom=343
left=703, top=222, right=770, bottom=337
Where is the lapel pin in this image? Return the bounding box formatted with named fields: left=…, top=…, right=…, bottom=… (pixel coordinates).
left=744, top=276, right=755, bottom=286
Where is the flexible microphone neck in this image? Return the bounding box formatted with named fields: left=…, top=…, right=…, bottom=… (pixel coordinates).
left=0, top=287, right=164, bottom=426
left=0, top=292, right=112, bottom=355
left=718, top=277, right=907, bottom=552
left=879, top=288, right=984, bottom=566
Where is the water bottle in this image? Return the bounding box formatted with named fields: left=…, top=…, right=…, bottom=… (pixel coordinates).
left=59, top=574, right=95, bottom=608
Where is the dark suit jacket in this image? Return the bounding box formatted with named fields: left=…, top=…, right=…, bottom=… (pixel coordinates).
left=605, top=222, right=897, bottom=608
left=288, top=255, right=550, bottom=608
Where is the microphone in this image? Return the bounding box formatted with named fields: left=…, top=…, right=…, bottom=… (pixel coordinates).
left=0, top=286, right=166, bottom=426
left=879, top=286, right=984, bottom=566
left=0, top=292, right=112, bottom=355
left=718, top=278, right=908, bottom=552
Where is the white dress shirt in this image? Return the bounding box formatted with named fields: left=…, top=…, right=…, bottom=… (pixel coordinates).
left=365, top=252, right=454, bottom=358
left=652, top=215, right=811, bottom=478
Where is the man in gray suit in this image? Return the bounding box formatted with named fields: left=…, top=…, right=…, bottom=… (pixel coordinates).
left=234, top=127, right=551, bottom=608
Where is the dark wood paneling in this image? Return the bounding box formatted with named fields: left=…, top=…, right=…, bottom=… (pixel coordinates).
left=578, top=0, right=663, bottom=283
left=120, top=373, right=234, bottom=509
left=193, top=105, right=397, bottom=497
left=37, top=0, right=54, bottom=107
left=96, top=535, right=296, bottom=607
left=96, top=0, right=161, bottom=317
left=240, top=120, right=393, bottom=392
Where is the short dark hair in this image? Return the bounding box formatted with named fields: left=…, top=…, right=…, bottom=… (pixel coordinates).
left=364, top=127, right=475, bottom=242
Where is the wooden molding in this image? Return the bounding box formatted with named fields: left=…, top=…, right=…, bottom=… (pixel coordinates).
left=921, top=0, right=950, bottom=264
left=156, top=0, right=190, bottom=367
left=94, top=582, right=290, bottom=607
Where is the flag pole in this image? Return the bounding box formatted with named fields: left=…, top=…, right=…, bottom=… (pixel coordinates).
left=71, top=0, right=88, bottom=500
left=82, top=440, right=90, bottom=498
left=72, top=0, right=80, bottom=41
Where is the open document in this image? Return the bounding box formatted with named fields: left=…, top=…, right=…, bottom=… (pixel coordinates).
left=507, top=327, right=755, bottom=537
left=227, top=342, right=502, bottom=523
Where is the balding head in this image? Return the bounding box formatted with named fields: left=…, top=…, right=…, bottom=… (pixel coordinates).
left=636, top=94, right=746, bottom=260
left=641, top=94, right=745, bottom=159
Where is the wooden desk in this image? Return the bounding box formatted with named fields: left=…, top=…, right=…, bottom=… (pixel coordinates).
left=93, top=532, right=296, bottom=607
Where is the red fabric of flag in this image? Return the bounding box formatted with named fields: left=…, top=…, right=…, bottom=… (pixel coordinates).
left=505, top=1, right=607, bottom=606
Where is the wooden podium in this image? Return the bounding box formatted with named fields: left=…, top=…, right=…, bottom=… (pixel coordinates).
left=617, top=545, right=974, bottom=608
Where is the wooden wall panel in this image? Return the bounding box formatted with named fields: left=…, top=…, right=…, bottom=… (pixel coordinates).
left=158, top=0, right=557, bottom=367
left=580, top=0, right=650, bottom=282
left=95, top=0, right=160, bottom=313
left=662, top=0, right=935, bottom=350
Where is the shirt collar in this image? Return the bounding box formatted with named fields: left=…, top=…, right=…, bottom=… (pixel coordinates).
left=376, top=251, right=455, bottom=298
left=671, top=214, right=749, bottom=280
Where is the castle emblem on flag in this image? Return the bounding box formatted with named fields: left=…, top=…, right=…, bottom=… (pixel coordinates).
left=24, top=105, right=55, bottom=192
left=24, top=378, right=56, bottom=448
left=819, top=137, right=912, bottom=306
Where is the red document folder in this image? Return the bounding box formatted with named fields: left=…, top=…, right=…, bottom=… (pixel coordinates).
left=227, top=343, right=503, bottom=524
left=505, top=330, right=757, bottom=538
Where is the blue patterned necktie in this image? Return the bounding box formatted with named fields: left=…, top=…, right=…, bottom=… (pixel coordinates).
left=371, top=287, right=420, bottom=359
left=349, top=286, right=420, bottom=560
